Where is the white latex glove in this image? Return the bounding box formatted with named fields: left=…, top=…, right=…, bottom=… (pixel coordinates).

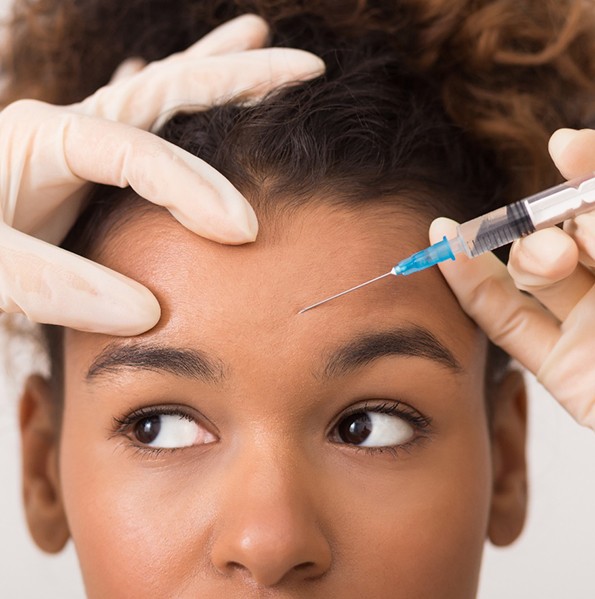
left=430, top=128, right=595, bottom=431
left=0, top=14, right=325, bottom=335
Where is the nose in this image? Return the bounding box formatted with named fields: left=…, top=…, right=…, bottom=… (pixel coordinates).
left=210, top=454, right=332, bottom=587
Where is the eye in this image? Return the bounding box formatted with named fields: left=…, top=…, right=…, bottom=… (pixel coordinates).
left=333, top=406, right=417, bottom=448
left=115, top=408, right=217, bottom=450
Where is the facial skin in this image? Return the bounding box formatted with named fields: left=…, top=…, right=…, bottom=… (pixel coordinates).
left=20, top=201, right=528, bottom=598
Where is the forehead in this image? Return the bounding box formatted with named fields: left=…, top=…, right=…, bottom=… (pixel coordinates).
left=66, top=201, right=486, bottom=388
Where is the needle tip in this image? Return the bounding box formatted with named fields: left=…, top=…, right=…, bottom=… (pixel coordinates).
left=298, top=271, right=393, bottom=314
left=298, top=302, right=321, bottom=314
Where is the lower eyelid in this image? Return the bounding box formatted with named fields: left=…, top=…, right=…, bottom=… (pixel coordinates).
left=349, top=434, right=431, bottom=458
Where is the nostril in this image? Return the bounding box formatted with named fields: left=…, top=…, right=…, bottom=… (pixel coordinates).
left=228, top=559, right=315, bottom=572
left=223, top=558, right=326, bottom=584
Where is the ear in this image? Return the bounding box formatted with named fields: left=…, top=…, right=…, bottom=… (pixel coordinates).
left=20, top=374, right=69, bottom=553
left=487, top=369, right=528, bottom=547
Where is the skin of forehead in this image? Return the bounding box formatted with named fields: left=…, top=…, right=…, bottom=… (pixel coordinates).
left=64, top=201, right=485, bottom=382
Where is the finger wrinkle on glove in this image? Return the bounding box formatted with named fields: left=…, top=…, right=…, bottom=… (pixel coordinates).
left=0, top=245, right=94, bottom=316
left=0, top=226, right=161, bottom=333
left=64, top=119, right=147, bottom=186
left=79, top=80, right=157, bottom=129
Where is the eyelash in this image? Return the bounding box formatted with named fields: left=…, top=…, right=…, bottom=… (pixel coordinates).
left=111, top=401, right=433, bottom=459
left=330, top=400, right=433, bottom=459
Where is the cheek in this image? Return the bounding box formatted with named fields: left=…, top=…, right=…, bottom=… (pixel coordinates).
left=329, top=422, right=492, bottom=593
left=58, top=406, right=217, bottom=597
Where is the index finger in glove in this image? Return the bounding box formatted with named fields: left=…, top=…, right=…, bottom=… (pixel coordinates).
left=429, top=217, right=561, bottom=374
left=63, top=113, right=258, bottom=244
left=7, top=102, right=257, bottom=244
left=78, top=48, right=325, bottom=129
left=0, top=223, right=160, bottom=335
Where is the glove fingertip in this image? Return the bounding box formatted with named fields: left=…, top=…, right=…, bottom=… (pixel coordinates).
left=548, top=128, right=578, bottom=162
left=50, top=271, right=161, bottom=336
left=89, top=275, right=162, bottom=335
left=429, top=217, right=459, bottom=244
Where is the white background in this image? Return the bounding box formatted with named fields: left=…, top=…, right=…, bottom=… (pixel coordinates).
left=0, top=0, right=594, bottom=595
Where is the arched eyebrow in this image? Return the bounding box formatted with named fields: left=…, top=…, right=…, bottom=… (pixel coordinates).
left=321, top=326, right=462, bottom=378
left=85, top=325, right=461, bottom=384
left=86, top=343, right=225, bottom=383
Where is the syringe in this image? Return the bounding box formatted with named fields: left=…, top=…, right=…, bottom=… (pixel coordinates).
left=299, top=172, right=595, bottom=313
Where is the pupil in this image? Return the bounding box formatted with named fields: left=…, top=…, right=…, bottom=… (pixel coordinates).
left=135, top=416, right=161, bottom=444
left=339, top=413, right=372, bottom=444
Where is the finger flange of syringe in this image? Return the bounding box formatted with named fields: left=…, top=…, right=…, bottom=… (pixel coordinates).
left=524, top=172, right=595, bottom=229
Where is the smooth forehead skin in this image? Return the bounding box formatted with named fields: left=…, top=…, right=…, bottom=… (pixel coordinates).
left=59, top=202, right=493, bottom=598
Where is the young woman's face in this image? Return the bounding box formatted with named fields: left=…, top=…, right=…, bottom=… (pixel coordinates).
left=24, top=202, right=527, bottom=598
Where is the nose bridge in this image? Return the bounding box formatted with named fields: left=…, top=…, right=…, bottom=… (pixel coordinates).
left=210, top=436, right=332, bottom=586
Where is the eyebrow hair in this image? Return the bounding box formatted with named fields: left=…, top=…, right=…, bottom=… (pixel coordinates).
left=85, top=326, right=460, bottom=384
left=322, top=326, right=462, bottom=378
left=86, top=343, right=225, bottom=383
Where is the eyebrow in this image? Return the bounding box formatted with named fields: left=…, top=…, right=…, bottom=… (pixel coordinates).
left=85, top=325, right=461, bottom=384
left=86, top=343, right=225, bottom=383
left=321, top=326, right=462, bottom=378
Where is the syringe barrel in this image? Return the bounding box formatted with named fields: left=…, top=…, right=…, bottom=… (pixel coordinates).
left=524, top=173, right=595, bottom=228
left=456, top=201, right=535, bottom=257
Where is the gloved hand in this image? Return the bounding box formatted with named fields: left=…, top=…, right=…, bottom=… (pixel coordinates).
left=0, top=14, right=324, bottom=335
left=430, top=128, right=595, bottom=431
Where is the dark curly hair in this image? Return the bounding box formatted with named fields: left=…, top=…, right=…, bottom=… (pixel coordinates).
left=4, top=0, right=595, bottom=404
left=4, top=0, right=595, bottom=200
